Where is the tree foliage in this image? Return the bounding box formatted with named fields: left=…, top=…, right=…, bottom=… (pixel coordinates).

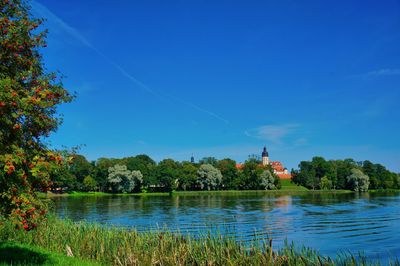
left=216, top=158, right=238, bottom=190
left=320, top=176, right=332, bottom=190
left=196, top=164, right=222, bottom=191
left=178, top=161, right=197, bottom=191
left=347, top=168, right=369, bottom=192
left=83, top=175, right=97, bottom=192
left=260, top=170, right=276, bottom=190
left=125, top=155, right=156, bottom=188
left=38, top=152, right=400, bottom=194
left=154, top=159, right=180, bottom=192
left=292, top=157, right=397, bottom=191
left=0, top=0, right=73, bottom=230
left=240, top=159, right=264, bottom=190
left=107, top=165, right=141, bottom=193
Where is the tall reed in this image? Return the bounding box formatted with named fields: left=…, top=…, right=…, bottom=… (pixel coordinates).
left=0, top=216, right=394, bottom=266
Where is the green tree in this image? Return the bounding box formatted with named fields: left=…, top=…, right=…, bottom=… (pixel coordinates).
left=69, top=154, right=92, bottom=189
left=125, top=155, right=156, bottom=188
left=154, top=159, right=180, bottom=192
left=292, top=161, right=318, bottom=189
left=0, top=0, right=73, bottom=230
left=178, top=161, right=197, bottom=191
left=240, top=159, right=264, bottom=190
left=395, top=174, right=400, bottom=189
left=335, top=159, right=355, bottom=189
left=196, top=164, right=222, bottom=190
left=93, top=157, right=119, bottom=192
left=50, top=163, right=77, bottom=191
left=320, top=176, right=332, bottom=190
left=199, top=157, right=218, bottom=166
left=216, top=158, right=238, bottom=190
left=347, top=168, right=369, bottom=192
left=83, top=175, right=97, bottom=192
left=107, top=164, right=140, bottom=193
left=131, top=170, right=143, bottom=192
left=260, top=170, right=276, bottom=190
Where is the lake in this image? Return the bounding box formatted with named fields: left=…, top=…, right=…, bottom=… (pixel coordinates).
left=51, top=191, right=400, bottom=261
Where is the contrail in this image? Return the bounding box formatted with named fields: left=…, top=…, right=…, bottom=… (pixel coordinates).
left=31, top=1, right=229, bottom=124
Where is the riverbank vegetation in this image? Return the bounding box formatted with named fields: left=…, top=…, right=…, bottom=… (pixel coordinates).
left=292, top=157, right=400, bottom=191
left=51, top=152, right=399, bottom=196
left=51, top=155, right=282, bottom=193
left=0, top=240, right=98, bottom=266
left=1, top=216, right=395, bottom=266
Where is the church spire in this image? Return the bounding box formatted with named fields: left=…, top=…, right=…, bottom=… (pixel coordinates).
left=262, top=146, right=269, bottom=157
left=262, top=146, right=269, bottom=166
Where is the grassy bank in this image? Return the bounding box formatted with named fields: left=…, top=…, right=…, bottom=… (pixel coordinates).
left=45, top=191, right=171, bottom=197
left=48, top=190, right=355, bottom=197
left=0, top=240, right=98, bottom=266
left=0, top=216, right=395, bottom=266
left=279, top=179, right=308, bottom=191
left=41, top=178, right=366, bottom=198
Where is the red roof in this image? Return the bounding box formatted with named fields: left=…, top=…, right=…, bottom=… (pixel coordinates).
left=235, top=164, right=244, bottom=169
left=270, top=161, right=285, bottom=172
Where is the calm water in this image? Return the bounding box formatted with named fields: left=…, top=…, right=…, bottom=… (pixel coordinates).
left=52, top=192, right=400, bottom=261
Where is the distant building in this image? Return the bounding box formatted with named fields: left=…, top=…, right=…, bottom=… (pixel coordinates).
left=261, top=146, right=269, bottom=166
left=190, top=154, right=195, bottom=163
left=236, top=147, right=292, bottom=179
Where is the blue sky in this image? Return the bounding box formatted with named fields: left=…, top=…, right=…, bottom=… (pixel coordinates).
left=32, top=0, right=400, bottom=172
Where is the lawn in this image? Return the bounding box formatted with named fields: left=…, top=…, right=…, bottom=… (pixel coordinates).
left=0, top=241, right=98, bottom=266
left=279, top=179, right=309, bottom=191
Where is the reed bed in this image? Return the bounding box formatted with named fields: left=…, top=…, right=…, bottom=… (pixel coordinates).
left=0, top=216, right=396, bottom=266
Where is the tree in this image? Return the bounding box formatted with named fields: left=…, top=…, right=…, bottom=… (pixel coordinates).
left=320, top=176, right=332, bottom=190
left=131, top=170, right=143, bottom=192
left=50, top=163, right=77, bottom=191
left=93, top=157, right=119, bottom=192
left=260, top=170, right=276, bottom=190
left=125, top=155, right=156, bottom=188
left=196, top=164, right=222, bottom=190
left=0, top=0, right=73, bottom=230
left=216, top=158, right=238, bottom=190
left=335, top=159, right=354, bottom=189
left=199, top=157, right=218, bottom=166
left=239, top=158, right=264, bottom=190
left=154, top=159, right=180, bottom=192
left=107, top=165, right=139, bottom=193
left=178, top=161, right=197, bottom=191
left=83, top=175, right=97, bottom=192
left=292, top=161, right=318, bottom=189
left=347, top=168, right=369, bottom=192
left=69, top=154, right=92, bottom=189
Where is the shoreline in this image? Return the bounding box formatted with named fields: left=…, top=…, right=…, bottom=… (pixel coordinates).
left=42, top=189, right=359, bottom=198
left=1, top=216, right=394, bottom=266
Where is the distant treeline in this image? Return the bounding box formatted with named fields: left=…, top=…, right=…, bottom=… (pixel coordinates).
left=51, top=154, right=399, bottom=193
left=292, top=157, right=400, bottom=191
left=51, top=155, right=280, bottom=193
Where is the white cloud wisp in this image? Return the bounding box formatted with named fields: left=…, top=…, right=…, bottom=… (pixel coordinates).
left=31, top=1, right=229, bottom=124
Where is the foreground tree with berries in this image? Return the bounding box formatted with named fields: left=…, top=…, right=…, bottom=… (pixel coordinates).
left=0, top=0, right=73, bottom=230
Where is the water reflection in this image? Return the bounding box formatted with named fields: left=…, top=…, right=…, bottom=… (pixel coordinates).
left=52, top=192, right=400, bottom=261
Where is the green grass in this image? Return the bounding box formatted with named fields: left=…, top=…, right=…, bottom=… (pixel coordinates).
left=279, top=180, right=354, bottom=194
left=43, top=188, right=358, bottom=199
left=369, top=189, right=400, bottom=193
left=45, top=191, right=171, bottom=197
left=0, top=241, right=98, bottom=266
left=280, top=179, right=309, bottom=191
left=1, top=216, right=396, bottom=266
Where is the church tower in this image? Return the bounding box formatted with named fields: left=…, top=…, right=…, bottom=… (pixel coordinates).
left=262, top=146, right=269, bottom=166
